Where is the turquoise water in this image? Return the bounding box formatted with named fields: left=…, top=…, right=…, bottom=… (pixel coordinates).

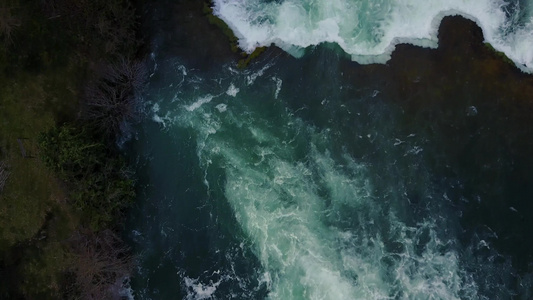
left=125, top=1, right=533, bottom=299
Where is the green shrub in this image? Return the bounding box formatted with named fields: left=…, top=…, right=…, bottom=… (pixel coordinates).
left=38, top=124, right=135, bottom=230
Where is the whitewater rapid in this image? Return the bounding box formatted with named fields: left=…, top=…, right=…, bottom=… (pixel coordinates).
left=212, top=0, right=533, bottom=72
left=127, top=1, right=533, bottom=298
left=139, top=59, right=516, bottom=299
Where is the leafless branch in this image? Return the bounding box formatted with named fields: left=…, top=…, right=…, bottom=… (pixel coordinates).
left=81, top=57, right=147, bottom=140
left=0, top=160, right=10, bottom=193
left=40, top=0, right=138, bottom=56
left=0, top=3, right=21, bottom=45
left=69, top=229, right=134, bottom=300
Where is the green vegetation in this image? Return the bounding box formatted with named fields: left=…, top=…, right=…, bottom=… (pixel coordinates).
left=484, top=42, right=515, bottom=66
left=0, top=0, right=145, bottom=298
left=238, top=46, right=267, bottom=69
left=38, top=125, right=135, bottom=230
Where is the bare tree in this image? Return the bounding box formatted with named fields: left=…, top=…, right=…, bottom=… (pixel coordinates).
left=0, top=160, right=9, bottom=193
left=93, top=1, right=137, bottom=55
left=68, top=229, right=134, bottom=300
left=0, top=3, right=20, bottom=45
left=40, top=0, right=138, bottom=56
left=81, top=57, right=147, bottom=141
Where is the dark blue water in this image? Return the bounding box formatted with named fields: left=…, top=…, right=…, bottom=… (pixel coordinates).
left=124, top=1, right=533, bottom=299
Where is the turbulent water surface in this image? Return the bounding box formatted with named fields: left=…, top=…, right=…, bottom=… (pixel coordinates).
left=125, top=0, right=533, bottom=299
left=213, top=0, right=533, bottom=71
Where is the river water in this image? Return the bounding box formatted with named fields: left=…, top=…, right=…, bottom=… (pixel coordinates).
left=124, top=1, right=533, bottom=299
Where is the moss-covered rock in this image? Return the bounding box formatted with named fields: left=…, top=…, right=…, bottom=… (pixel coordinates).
left=484, top=42, right=515, bottom=66
left=203, top=1, right=240, bottom=53
left=202, top=1, right=269, bottom=68
left=238, top=46, right=267, bottom=69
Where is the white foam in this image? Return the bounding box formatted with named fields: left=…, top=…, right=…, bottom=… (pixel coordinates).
left=177, top=97, right=477, bottom=298
left=216, top=103, right=228, bottom=112
left=246, top=63, right=272, bottom=85
left=226, top=83, right=240, bottom=97
left=152, top=111, right=173, bottom=128
left=212, top=0, right=533, bottom=72
left=167, top=61, right=498, bottom=299
left=185, top=95, right=214, bottom=112
left=183, top=276, right=222, bottom=300
left=271, top=77, right=282, bottom=99
left=118, top=277, right=134, bottom=300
